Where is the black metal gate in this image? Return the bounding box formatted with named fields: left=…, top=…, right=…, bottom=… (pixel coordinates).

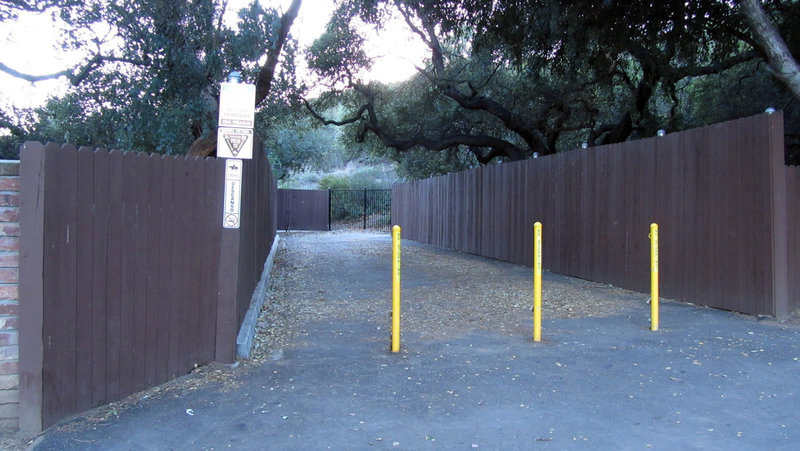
left=329, top=189, right=391, bottom=232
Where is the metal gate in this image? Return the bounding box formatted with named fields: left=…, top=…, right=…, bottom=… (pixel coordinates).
left=329, top=189, right=391, bottom=231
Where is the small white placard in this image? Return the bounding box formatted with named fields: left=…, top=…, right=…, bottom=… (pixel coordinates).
left=218, top=82, right=256, bottom=128
left=217, top=127, right=253, bottom=159
left=223, top=159, right=243, bottom=229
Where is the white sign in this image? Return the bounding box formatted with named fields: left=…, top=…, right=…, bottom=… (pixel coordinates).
left=218, top=82, right=256, bottom=128
left=223, top=159, right=243, bottom=229
left=217, top=127, right=253, bottom=159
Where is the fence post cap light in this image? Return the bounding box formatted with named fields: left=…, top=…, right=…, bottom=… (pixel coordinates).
left=765, top=107, right=776, bottom=114
left=227, top=71, right=242, bottom=83
left=657, top=129, right=666, bottom=137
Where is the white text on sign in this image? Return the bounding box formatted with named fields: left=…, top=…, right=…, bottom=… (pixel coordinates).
left=218, top=82, right=256, bottom=128
left=223, top=159, right=243, bottom=229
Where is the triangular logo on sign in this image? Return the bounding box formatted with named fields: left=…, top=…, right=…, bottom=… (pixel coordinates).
left=224, top=133, right=249, bottom=157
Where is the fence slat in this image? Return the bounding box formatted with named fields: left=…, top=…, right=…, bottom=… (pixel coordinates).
left=156, top=156, right=174, bottom=382
left=75, top=148, right=95, bottom=413
left=90, top=149, right=109, bottom=407
left=132, top=152, right=151, bottom=392
left=45, top=144, right=79, bottom=425
left=118, top=151, right=137, bottom=398
left=144, top=154, right=162, bottom=387
left=105, top=150, right=124, bottom=402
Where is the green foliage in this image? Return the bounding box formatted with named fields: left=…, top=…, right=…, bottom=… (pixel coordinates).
left=306, top=13, right=371, bottom=86
left=1, top=0, right=298, bottom=156
left=307, top=0, right=800, bottom=175
left=317, top=164, right=397, bottom=190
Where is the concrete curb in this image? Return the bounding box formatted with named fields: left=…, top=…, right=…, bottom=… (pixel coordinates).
left=236, top=234, right=281, bottom=359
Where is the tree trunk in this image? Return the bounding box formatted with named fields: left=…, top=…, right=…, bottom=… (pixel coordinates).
left=740, top=0, right=800, bottom=102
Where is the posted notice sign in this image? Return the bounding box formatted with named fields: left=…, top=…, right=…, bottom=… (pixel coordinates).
left=217, top=127, right=253, bottom=159
left=218, top=81, right=256, bottom=160
left=218, top=82, right=255, bottom=128
left=223, top=159, right=243, bottom=229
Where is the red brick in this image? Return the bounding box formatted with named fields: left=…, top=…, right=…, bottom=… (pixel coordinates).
left=0, top=361, right=18, bottom=375
left=0, top=331, right=17, bottom=345
left=0, top=303, right=17, bottom=316
left=0, top=346, right=17, bottom=361
left=0, top=194, right=18, bottom=207
left=0, top=389, right=19, bottom=404
left=0, top=402, right=19, bottom=418
left=0, top=286, right=16, bottom=301
left=0, top=238, right=17, bottom=252
left=0, top=418, right=17, bottom=432
left=0, top=270, right=17, bottom=284
left=0, top=317, right=16, bottom=330
left=0, top=253, right=18, bottom=268
left=0, top=224, right=18, bottom=237
left=0, top=375, right=18, bottom=390
left=0, top=177, right=19, bottom=191
left=0, top=208, right=17, bottom=223
left=0, top=164, right=18, bottom=177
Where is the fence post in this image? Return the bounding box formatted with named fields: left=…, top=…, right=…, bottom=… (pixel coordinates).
left=363, top=189, right=367, bottom=230
left=216, top=159, right=240, bottom=364
left=19, top=142, right=45, bottom=432
left=328, top=189, right=332, bottom=231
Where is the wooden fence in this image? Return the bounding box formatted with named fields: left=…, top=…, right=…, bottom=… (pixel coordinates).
left=277, top=189, right=329, bottom=231
left=18, top=141, right=276, bottom=431
left=393, top=113, right=799, bottom=317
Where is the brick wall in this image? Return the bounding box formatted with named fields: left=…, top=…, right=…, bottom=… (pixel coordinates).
left=0, top=161, right=19, bottom=431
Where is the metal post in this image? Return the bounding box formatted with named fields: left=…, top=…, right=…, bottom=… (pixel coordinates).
left=328, top=189, right=331, bottom=231
left=392, top=225, right=401, bottom=352
left=533, top=222, right=542, bottom=341
left=363, top=188, right=368, bottom=230
left=650, top=223, right=659, bottom=331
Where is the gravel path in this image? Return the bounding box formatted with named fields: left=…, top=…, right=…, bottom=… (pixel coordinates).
left=250, top=231, right=645, bottom=361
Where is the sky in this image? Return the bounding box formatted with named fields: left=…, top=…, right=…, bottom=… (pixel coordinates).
left=0, top=0, right=427, bottom=110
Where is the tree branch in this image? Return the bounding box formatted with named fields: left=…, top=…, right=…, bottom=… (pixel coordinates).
left=254, top=0, right=302, bottom=105
left=303, top=98, right=368, bottom=126
left=739, top=0, right=800, bottom=101
left=0, top=53, right=143, bottom=85
left=363, top=121, right=525, bottom=161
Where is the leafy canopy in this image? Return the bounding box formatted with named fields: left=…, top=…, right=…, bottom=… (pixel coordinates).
left=305, top=0, right=800, bottom=177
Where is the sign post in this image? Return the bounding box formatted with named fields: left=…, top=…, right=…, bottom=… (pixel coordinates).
left=217, top=72, right=256, bottom=229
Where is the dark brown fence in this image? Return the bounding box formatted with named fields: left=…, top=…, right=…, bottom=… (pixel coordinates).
left=393, top=113, right=798, bottom=317
left=787, top=165, right=800, bottom=318
left=19, top=142, right=276, bottom=431
left=277, top=189, right=329, bottom=231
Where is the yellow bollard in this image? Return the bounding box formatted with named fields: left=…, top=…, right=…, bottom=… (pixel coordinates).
left=649, top=223, right=659, bottom=331
left=392, top=225, right=401, bottom=352
left=533, top=222, right=542, bottom=342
